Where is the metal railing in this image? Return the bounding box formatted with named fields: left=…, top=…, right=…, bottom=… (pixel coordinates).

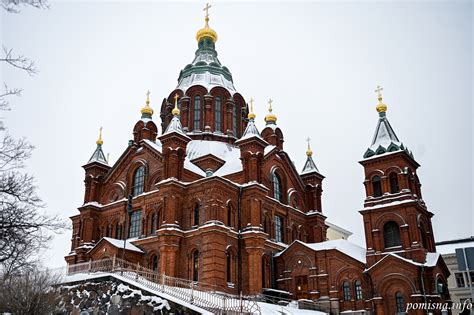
left=65, top=257, right=261, bottom=314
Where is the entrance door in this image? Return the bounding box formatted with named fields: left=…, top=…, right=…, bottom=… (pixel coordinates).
left=295, top=276, right=308, bottom=300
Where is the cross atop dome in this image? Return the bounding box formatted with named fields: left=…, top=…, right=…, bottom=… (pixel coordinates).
left=264, top=98, right=277, bottom=125
left=140, top=90, right=154, bottom=118
left=375, top=85, right=387, bottom=114
left=87, top=127, right=108, bottom=165
left=196, top=2, right=218, bottom=43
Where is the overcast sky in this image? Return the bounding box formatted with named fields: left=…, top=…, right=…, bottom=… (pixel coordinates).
left=1, top=1, right=472, bottom=269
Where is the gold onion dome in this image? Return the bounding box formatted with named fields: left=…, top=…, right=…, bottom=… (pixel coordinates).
left=141, top=90, right=154, bottom=116
left=196, top=4, right=218, bottom=43
left=96, top=127, right=103, bottom=146
left=375, top=85, right=387, bottom=113
left=172, top=93, right=180, bottom=116
left=248, top=98, right=256, bottom=120
left=264, top=99, right=277, bottom=124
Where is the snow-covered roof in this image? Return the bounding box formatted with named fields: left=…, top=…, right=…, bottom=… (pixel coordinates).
left=436, top=240, right=474, bottom=255
left=98, top=237, right=144, bottom=253
left=143, top=139, right=163, bottom=153
left=87, top=144, right=108, bottom=165
left=185, top=140, right=242, bottom=177
left=275, top=239, right=366, bottom=264
left=301, top=155, right=319, bottom=175
left=363, top=112, right=413, bottom=159
left=238, top=118, right=261, bottom=141
left=366, top=252, right=440, bottom=272
left=177, top=71, right=236, bottom=94
left=163, top=116, right=189, bottom=137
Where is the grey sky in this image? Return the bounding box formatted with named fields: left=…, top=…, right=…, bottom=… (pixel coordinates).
left=1, top=1, right=472, bottom=268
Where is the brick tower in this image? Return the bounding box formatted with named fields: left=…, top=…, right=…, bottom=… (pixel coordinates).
left=360, top=86, right=450, bottom=314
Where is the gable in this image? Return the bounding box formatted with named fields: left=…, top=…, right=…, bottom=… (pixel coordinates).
left=263, top=150, right=305, bottom=193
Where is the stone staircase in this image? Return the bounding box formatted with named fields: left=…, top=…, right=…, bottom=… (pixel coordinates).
left=63, top=257, right=261, bottom=314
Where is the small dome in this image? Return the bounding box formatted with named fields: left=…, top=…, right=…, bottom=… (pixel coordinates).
left=196, top=17, right=218, bottom=43
left=264, top=99, right=277, bottom=124
left=141, top=91, right=154, bottom=117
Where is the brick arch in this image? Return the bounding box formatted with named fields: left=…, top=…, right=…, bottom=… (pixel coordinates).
left=366, top=169, right=385, bottom=181
left=385, top=166, right=403, bottom=174
left=375, top=215, right=406, bottom=249
left=335, top=266, right=365, bottom=284
left=232, top=92, right=246, bottom=137
left=126, top=159, right=148, bottom=195
left=286, top=253, right=314, bottom=271
left=225, top=199, right=236, bottom=227
left=288, top=189, right=303, bottom=210
left=209, top=86, right=232, bottom=100
left=188, top=198, right=203, bottom=228
left=378, top=273, right=416, bottom=313
left=417, top=214, right=433, bottom=250
left=269, top=165, right=287, bottom=203
left=147, top=170, right=161, bottom=191
left=185, top=85, right=208, bottom=132
left=374, top=212, right=407, bottom=229
left=379, top=273, right=417, bottom=294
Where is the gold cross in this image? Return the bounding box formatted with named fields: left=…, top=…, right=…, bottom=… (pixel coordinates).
left=306, top=137, right=311, bottom=147
left=174, top=93, right=179, bottom=107
left=203, top=3, right=212, bottom=19
left=268, top=98, right=273, bottom=111
left=249, top=98, right=254, bottom=112
left=146, top=90, right=151, bottom=105
left=375, top=85, right=383, bottom=98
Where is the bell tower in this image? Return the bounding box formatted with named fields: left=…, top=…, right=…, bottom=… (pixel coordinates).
left=359, top=86, right=436, bottom=266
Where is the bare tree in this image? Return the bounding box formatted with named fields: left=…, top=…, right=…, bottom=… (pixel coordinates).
left=1, top=0, right=48, bottom=13
left=1, top=0, right=47, bottom=109
left=0, top=133, right=67, bottom=276
left=0, top=266, right=62, bottom=314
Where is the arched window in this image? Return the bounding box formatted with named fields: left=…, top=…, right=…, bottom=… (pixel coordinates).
left=215, top=96, right=222, bottom=132
left=150, top=254, right=158, bottom=272
left=192, top=250, right=199, bottom=282
left=342, top=281, right=351, bottom=301
left=129, top=210, right=142, bottom=238
left=106, top=225, right=111, bottom=237
left=226, top=251, right=232, bottom=283
left=150, top=213, right=156, bottom=235
left=193, top=96, right=201, bottom=130
left=132, top=166, right=145, bottom=196
left=395, top=292, right=404, bottom=313
left=372, top=175, right=382, bottom=197
left=436, top=277, right=447, bottom=295
left=193, top=203, right=200, bottom=226
left=272, top=172, right=283, bottom=202
left=354, top=280, right=363, bottom=300
left=389, top=172, right=399, bottom=194
left=233, top=104, right=238, bottom=136
left=275, top=215, right=284, bottom=243
left=384, top=221, right=401, bottom=248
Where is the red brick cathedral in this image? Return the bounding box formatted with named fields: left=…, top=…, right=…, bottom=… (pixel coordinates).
left=66, top=10, right=451, bottom=314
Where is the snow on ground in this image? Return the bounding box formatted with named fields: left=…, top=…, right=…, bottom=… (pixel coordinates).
left=61, top=271, right=327, bottom=314
left=257, top=301, right=327, bottom=315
